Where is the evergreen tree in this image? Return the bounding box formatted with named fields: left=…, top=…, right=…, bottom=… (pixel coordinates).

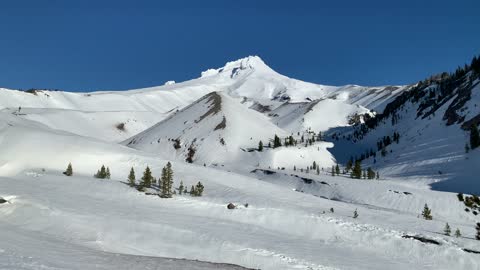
left=422, top=203, right=433, bottom=220
left=376, top=171, right=380, bottom=180
left=476, top=222, right=480, bottom=240
left=351, top=160, right=362, bottom=179
left=184, top=186, right=188, bottom=194
left=179, top=181, right=184, bottom=195
left=106, top=167, right=111, bottom=179
left=455, top=228, right=461, bottom=238
left=159, top=166, right=168, bottom=198
left=381, top=146, right=387, bottom=157
left=330, top=207, right=334, bottom=213
left=353, top=209, right=358, bottom=218
left=465, top=143, right=470, bottom=153
left=293, top=165, right=296, bottom=171
left=312, top=161, right=317, bottom=170
left=367, top=167, right=375, bottom=179
left=165, top=162, right=174, bottom=196
left=331, top=166, right=335, bottom=176
left=335, top=164, right=340, bottom=175
left=316, top=166, right=320, bottom=175
left=470, top=124, right=480, bottom=149
left=195, top=181, right=204, bottom=196
left=64, top=163, right=73, bottom=176
left=128, top=167, right=136, bottom=187
left=273, top=134, right=282, bottom=148
left=258, top=140, right=263, bottom=152
left=444, top=223, right=451, bottom=236
left=95, top=165, right=107, bottom=179
left=141, top=166, right=153, bottom=189
left=346, top=158, right=353, bottom=172
left=190, top=185, right=196, bottom=196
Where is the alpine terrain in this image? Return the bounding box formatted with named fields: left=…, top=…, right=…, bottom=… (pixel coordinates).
left=1, top=55, right=480, bottom=270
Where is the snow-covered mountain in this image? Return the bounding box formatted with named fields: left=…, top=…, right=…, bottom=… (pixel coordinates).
left=1, top=55, right=480, bottom=270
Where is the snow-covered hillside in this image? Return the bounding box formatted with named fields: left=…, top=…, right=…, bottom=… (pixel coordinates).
left=1, top=55, right=480, bottom=269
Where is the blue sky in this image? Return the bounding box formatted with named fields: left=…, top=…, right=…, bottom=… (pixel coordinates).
left=0, top=0, right=479, bottom=91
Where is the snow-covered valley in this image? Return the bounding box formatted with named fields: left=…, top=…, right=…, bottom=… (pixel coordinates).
left=1, top=56, right=480, bottom=269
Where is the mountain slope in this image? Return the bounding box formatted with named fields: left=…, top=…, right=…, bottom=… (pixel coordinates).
left=0, top=56, right=408, bottom=143
left=123, top=91, right=290, bottom=165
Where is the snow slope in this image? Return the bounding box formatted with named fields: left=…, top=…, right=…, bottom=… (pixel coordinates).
left=123, top=91, right=289, bottom=165
left=0, top=56, right=407, bottom=143
left=1, top=55, right=479, bottom=269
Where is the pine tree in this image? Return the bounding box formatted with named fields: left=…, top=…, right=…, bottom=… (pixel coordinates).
left=141, top=166, right=153, bottom=189
left=293, top=165, right=296, bottom=171
left=353, top=209, right=358, bottom=218
left=95, top=165, right=107, bottom=179
left=376, top=171, right=380, bottom=180
left=465, top=143, right=470, bottom=153
left=316, top=166, right=320, bottom=175
left=422, top=203, right=433, bottom=220
left=106, top=167, right=111, bottom=179
left=331, top=166, right=335, bottom=176
left=128, top=167, right=136, bottom=187
left=335, top=164, right=340, bottom=175
left=367, top=167, right=375, bottom=179
left=184, top=186, right=188, bottom=194
left=258, top=140, right=263, bottom=152
left=444, top=223, right=451, bottom=236
left=195, top=181, right=204, bottom=196
left=346, top=158, right=353, bottom=172
left=190, top=185, right=196, bottom=196
left=351, top=160, right=362, bottom=179
left=312, top=161, right=317, bottom=170
left=330, top=207, right=334, bottom=213
left=179, top=181, right=184, bottom=195
left=476, top=222, right=480, bottom=240
left=64, top=163, right=73, bottom=176
left=455, top=228, right=461, bottom=238
left=165, top=162, right=174, bottom=197
left=273, top=135, right=282, bottom=148
left=470, top=124, right=480, bottom=149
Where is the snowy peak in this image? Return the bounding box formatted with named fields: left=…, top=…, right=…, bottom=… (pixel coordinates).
left=201, top=55, right=277, bottom=79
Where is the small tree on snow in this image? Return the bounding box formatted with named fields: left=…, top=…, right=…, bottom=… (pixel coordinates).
left=444, top=223, right=451, bottom=236
left=258, top=140, right=263, bottom=152
left=178, top=181, right=184, bottom=195
left=422, top=203, right=433, bottom=220
left=190, top=185, right=196, bottom=196
left=476, top=222, right=480, bottom=240
left=128, top=167, right=136, bottom=187
left=455, top=228, right=461, bottom=238
left=141, top=166, right=153, bottom=189
left=195, top=181, right=204, bottom=196
left=353, top=209, right=358, bottom=219
left=335, top=164, right=340, bottom=175
left=64, top=163, right=73, bottom=176
left=106, top=167, right=111, bottom=179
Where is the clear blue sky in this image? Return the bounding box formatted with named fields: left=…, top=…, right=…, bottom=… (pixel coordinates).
left=0, top=0, right=479, bottom=91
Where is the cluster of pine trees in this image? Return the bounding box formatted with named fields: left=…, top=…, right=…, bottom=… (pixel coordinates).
left=94, top=165, right=111, bottom=179
left=423, top=203, right=480, bottom=240
left=127, top=163, right=204, bottom=198
left=345, top=159, right=379, bottom=179
left=258, top=130, right=323, bottom=152
left=63, top=162, right=204, bottom=198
